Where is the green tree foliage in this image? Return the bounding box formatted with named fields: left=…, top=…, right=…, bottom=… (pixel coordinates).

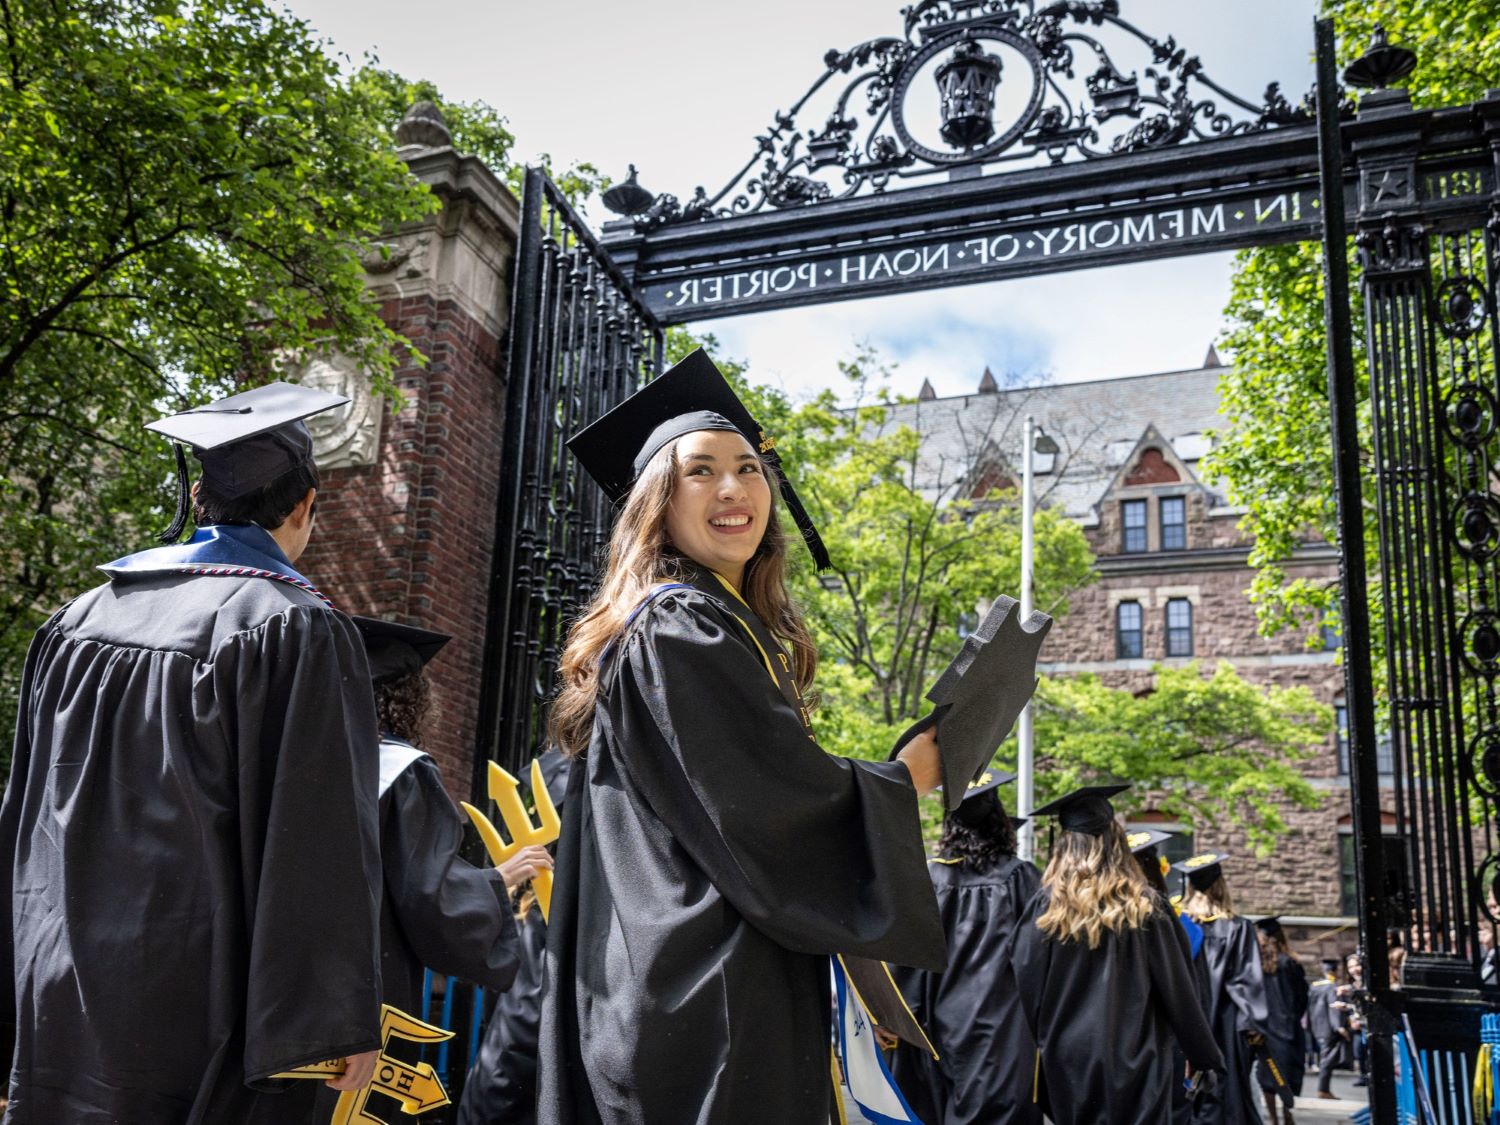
left=0, top=0, right=476, bottom=759
left=1033, top=663, right=1327, bottom=853
left=1205, top=0, right=1500, bottom=650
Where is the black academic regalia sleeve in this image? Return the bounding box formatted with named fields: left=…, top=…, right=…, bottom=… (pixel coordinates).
left=608, top=591, right=945, bottom=970
left=1222, top=919, right=1270, bottom=1037
left=382, top=756, right=520, bottom=992
left=1147, top=903, right=1226, bottom=1073
left=218, top=606, right=385, bottom=1085
left=1290, top=959, right=1310, bottom=1021
left=0, top=613, right=57, bottom=1031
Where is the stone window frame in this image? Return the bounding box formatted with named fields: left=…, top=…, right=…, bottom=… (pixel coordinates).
left=1117, top=600, right=1144, bottom=659
left=1121, top=498, right=1148, bottom=554
left=1333, top=698, right=1396, bottom=777
left=1164, top=597, right=1194, bottom=657
left=1159, top=495, right=1187, bottom=551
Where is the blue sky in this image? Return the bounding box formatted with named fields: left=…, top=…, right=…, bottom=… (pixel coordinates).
left=284, top=0, right=1319, bottom=400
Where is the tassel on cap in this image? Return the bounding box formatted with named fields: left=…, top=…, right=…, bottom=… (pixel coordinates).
left=762, top=448, right=832, bottom=571
left=157, top=443, right=192, bottom=544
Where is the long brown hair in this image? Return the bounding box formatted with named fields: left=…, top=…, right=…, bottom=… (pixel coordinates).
left=548, top=436, right=818, bottom=758
left=1180, top=874, right=1237, bottom=921
left=1258, top=926, right=1291, bottom=975
left=1036, top=820, right=1155, bottom=949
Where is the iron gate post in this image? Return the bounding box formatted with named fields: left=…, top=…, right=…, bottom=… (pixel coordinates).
left=1315, top=19, right=1398, bottom=1122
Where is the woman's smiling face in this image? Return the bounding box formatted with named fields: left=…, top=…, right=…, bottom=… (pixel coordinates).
left=663, top=428, right=772, bottom=588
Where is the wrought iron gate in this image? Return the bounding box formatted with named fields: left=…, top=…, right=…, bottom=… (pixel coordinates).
left=476, top=168, right=662, bottom=782
left=1317, top=23, right=1500, bottom=1122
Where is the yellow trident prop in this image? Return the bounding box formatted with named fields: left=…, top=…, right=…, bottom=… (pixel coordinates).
left=273, top=1004, right=453, bottom=1122
left=459, top=758, right=560, bottom=920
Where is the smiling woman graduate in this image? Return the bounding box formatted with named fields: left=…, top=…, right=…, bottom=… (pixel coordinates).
left=536, top=350, right=947, bottom=1125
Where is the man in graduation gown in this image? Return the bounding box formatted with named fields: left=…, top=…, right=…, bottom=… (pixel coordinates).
left=1307, top=959, right=1351, bottom=1098
left=890, top=772, right=1041, bottom=1125
left=0, top=384, right=385, bottom=1123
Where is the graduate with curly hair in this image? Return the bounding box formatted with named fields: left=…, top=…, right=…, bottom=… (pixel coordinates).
left=1006, top=787, right=1223, bottom=1125
left=891, top=771, right=1042, bottom=1125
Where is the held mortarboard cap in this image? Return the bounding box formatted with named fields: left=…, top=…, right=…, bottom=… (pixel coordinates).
left=889, top=595, right=1053, bottom=812
left=350, top=616, right=451, bottom=686
left=1172, top=852, right=1230, bottom=890
left=566, top=348, right=831, bottom=569
left=1126, top=828, right=1174, bottom=855
left=1255, top=915, right=1284, bottom=937
left=146, top=381, right=349, bottom=542
left=1030, top=784, right=1130, bottom=836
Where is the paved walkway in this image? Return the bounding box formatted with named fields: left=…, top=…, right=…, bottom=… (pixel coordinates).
left=1287, top=1069, right=1370, bottom=1123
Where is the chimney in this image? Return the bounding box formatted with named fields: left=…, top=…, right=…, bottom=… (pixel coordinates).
left=1203, top=343, right=1222, bottom=368
left=977, top=366, right=999, bottom=394
left=918, top=377, right=937, bottom=401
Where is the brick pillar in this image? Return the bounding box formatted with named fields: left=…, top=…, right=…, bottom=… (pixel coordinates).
left=297, top=103, right=519, bottom=799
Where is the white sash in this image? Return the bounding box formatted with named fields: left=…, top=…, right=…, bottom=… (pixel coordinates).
left=378, top=738, right=428, bottom=798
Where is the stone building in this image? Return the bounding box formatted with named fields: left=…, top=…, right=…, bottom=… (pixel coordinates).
left=890, top=349, right=1371, bottom=962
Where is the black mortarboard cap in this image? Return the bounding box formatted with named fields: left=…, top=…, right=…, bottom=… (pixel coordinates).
left=890, top=595, right=1052, bottom=812
left=1319, top=957, right=1341, bottom=971
left=960, top=768, right=1017, bottom=804
left=1255, top=915, right=1284, bottom=937
left=1030, top=784, right=1130, bottom=836
left=350, top=616, right=451, bottom=686
left=1173, top=852, right=1230, bottom=890
left=567, top=349, right=830, bottom=569
left=1009, top=816, right=1029, bottom=830
left=1126, top=828, right=1174, bottom=855
left=147, top=381, right=349, bottom=542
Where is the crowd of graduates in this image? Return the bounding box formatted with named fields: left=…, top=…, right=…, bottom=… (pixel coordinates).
left=1, top=356, right=1375, bottom=1125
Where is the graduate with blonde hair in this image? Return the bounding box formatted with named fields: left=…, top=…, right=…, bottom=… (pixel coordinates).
left=1006, top=787, right=1223, bottom=1125
left=1174, top=854, right=1269, bottom=1125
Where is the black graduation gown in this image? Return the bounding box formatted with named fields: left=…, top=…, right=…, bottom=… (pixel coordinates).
left=538, top=583, right=945, bottom=1125
left=298, top=742, right=523, bottom=1121
left=1307, top=978, right=1350, bottom=1067
left=1255, top=953, right=1307, bottom=1096
left=890, top=855, right=1042, bottom=1125
left=1007, top=890, right=1225, bottom=1125
left=0, top=568, right=383, bottom=1124
left=1189, top=917, right=1268, bottom=1125
left=456, top=904, right=547, bottom=1125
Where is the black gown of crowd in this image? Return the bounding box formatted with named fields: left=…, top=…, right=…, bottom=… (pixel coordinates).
left=892, top=854, right=1041, bottom=1124
left=1191, top=917, right=1269, bottom=1125
left=1008, top=891, right=1225, bottom=1125
left=0, top=570, right=386, bottom=1123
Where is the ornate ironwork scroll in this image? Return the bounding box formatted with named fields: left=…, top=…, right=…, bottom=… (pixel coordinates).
left=477, top=169, right=663, bottom=778
left=615, top=0, right=1315, bottom=229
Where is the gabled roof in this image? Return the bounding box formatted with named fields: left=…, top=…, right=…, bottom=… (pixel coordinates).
left=1101, top=422, right=1202, bottom=498
left=868, top=362, right=1226, bottom=522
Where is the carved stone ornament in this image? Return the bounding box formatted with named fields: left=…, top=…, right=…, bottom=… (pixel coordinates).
left=361, top=235, right=432, bottom=280
left=291, top=353, right=384, bottom=470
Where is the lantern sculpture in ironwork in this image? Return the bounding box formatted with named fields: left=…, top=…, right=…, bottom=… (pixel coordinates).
left=935, top=38, right=1003, bottom=149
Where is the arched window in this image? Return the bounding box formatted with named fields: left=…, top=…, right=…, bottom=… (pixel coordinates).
left=1116, top=601, right=1143, bottom=659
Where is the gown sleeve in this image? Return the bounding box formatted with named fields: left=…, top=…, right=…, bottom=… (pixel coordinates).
left=1146, top=902, right=1226, bottom=1072
left=217, top=605, right=385, bottom=1085
left=605, top=590, right=945, bottom=970
left=381, top=756, right=520, bottom=992
left=1224, top=919, right=1270, bottom=1036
